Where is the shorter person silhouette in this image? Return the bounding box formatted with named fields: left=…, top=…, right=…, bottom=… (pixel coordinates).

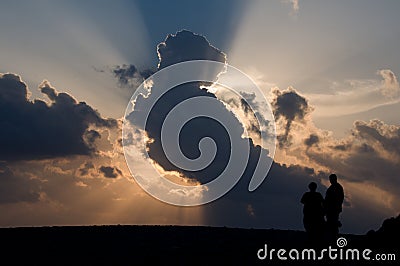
left=324, top=174, right=344, bottom=240
left=301, top=182, right=325, bottom=243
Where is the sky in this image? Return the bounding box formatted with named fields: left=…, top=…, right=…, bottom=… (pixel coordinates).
left=0, top=0, right=399, bottom=234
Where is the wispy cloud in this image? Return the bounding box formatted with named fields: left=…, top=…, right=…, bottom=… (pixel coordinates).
left=307, top=69, right=400, bottom=118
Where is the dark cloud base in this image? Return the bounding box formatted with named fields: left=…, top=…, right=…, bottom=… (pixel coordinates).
left=0, top=74, right=116, bottom=161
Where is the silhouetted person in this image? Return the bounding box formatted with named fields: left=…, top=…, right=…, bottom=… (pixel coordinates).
left=324, top=174, right=344, bottom=239
left=301, top=182, right=325, bottom=243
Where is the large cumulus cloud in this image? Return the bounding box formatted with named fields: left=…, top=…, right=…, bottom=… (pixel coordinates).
left=0, top=74, right=117, bottom=161
left=126, top=30, right=234, bottom=185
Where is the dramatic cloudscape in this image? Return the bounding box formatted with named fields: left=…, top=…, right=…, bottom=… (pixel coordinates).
left=0, top=1, right=399, bottom=234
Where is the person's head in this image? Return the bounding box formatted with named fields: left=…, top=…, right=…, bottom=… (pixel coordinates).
left=329, top=174, right=338, bottom=184
left=308, top=182, right=317, bottom=192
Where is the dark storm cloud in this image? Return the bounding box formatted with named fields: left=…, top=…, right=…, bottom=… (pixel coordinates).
left=112, top=64, right=154, bottom=88
left=272, top=88, right=311, bottom=147
left=0, top=162, right=40, bottom=203
left=0, top=73, right=117, bottom=161
left=157, top=30, right=226, bottom=69
left=99, top=166, right=122, bottom=178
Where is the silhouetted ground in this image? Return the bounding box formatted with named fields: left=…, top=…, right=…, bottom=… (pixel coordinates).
left=0, top=216, right=398, bottom=265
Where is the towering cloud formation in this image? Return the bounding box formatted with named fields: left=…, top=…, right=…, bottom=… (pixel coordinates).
left=126, top=30, right=237, bottom=185
left=0, top=73, right=116, bottom=160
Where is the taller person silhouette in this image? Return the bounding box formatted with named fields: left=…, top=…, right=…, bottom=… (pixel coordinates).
left=324, top=174, right=344, bottom=239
